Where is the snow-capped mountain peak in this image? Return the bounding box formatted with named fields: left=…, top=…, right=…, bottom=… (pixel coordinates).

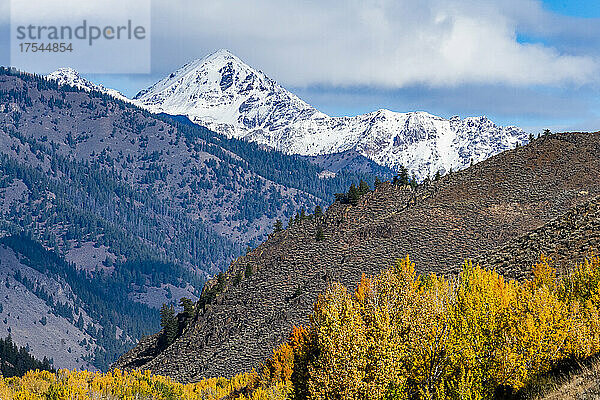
left=133, top=49, right=322, bottom=139
left=131, top=49, right=528, bottom=180
left=48, top=67, right=94, bottom=90
left=47, top=68, right=129, bottom=102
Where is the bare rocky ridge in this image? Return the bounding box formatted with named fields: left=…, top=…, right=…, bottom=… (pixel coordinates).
left=115, top=132, right=600, bottom=382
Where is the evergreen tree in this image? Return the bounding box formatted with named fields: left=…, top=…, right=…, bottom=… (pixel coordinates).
left=374, top=177, right=382, bottom=188
left=394, top=166, right=409, bottom=186
left=215, top=272, right=226, bottom=292
left=178, top=297, right=195, bottom=321
left=274, top=219, right=283, bottom=232
left=159, top=304, right=177, bottom=346
left=410, top=174, right=418, bottom=189
left=347, top=183, right=360, bottom=206
left=358, top=180, right=370, bottom=195
left=233, top=272, right=243, bottom=286
left=316, top=226, right=325, bottom=241
left=245, top=264, right=254, bottom=278
left=76, top=314, right=84, bottom=330
left=0, top=335, right=54, bottom=377
left=314, top=205, right=323, bottom=218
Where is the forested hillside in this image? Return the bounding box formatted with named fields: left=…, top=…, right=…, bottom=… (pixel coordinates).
left=0, top=335, right=54, bottom=378
left=0, top=235, right=163, bottom=370
left=0, top=67, right=378, bottom=370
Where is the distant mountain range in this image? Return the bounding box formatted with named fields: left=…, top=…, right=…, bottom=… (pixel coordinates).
left=48, top=50, right=528, bottom=180
left=132, top=49, right=528, bottom=180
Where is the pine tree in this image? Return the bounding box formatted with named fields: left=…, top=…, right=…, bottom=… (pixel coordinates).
left=179, top=297, right=195, bottom=320
left=358, top=180, right=370, bottom=195
left=300, top=208, right=307, bottom=220
left=314, top=205, right=323, bottom=218
left=374, top=177, right=382, bottom=188
left=347, top=183, right=360, bottom=206
left=316, top=226, right=325, bottom=241
left=160, top=304, right=177, bottom=346
left=394, top=166, right=409, bottom=186
left=233, top=272, right=243, bottom=286
left=315, top=206, right=323, bottom=218
left=76, top=314, right=84, bottom=330
left=274, top=219, right=283, bottom=232
left=410, top=174, right=418, bottom=189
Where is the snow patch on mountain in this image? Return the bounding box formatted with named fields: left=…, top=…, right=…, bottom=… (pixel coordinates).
left=47, top=68, right=129, bottom=103
left=132, top=49, right=528, bottom=180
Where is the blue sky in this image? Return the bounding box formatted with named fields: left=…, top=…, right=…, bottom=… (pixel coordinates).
left=543, top=0, right=600, bottom=18
left=1, top=0, right=599, bottom=133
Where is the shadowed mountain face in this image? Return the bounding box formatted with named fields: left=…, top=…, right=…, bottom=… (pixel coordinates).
left=0, top=69, right=377, bottom=370
left=115, top=132, right=600, bottom=382
left=298, top=149, right=396, bottom=179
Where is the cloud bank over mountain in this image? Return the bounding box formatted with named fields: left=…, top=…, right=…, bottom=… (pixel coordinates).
left=151, top=0, right=599, bottom=88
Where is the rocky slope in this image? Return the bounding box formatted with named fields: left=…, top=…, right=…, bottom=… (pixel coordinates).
left=477, top=196, right=600, bottom=281
left=134, top=49, right=528, bottom=180
left=0, top=244, right=97, bottom=370
left=115, top=132, right=600, bottom=382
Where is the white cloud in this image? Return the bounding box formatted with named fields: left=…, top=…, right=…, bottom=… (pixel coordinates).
left=9, top=0, right=149, bottom=24
left=150, top=0, right=599, bottom=88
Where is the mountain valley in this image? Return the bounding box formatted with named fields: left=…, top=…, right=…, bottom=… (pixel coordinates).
left=0, top=68, right=375, bottom=370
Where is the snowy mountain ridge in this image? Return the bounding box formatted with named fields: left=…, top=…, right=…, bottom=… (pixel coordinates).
left=49, top=50, right=528, bottom=180
left=47, top=68, right=130, bottom=103
left=133, top=49, right=528, bottom=180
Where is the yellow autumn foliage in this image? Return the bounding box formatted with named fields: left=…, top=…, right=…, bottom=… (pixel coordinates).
left=3, top=255, right=600, bottom=400
left=0, top=368, right=259, bottom=400
left=255, top=255, right=600, bottom=400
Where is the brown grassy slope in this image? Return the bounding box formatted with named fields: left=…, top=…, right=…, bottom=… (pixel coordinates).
left=115, top=132, right=600, bottom=382
left=478, top=197, right=600, bottom=281
left=526, top=356, right=600, bottom=399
